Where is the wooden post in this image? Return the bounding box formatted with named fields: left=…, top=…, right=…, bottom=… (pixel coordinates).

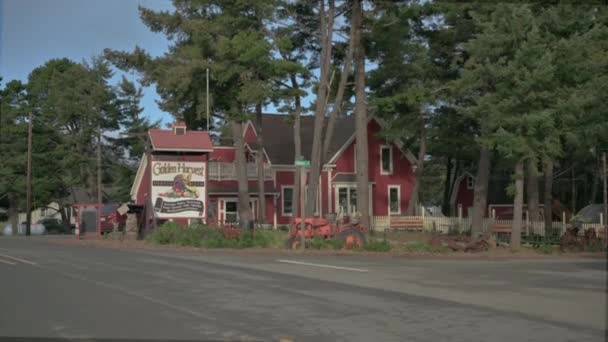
left=562, top=211, right=566, bottom=234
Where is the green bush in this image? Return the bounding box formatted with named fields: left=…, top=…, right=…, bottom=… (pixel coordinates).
left=403, top=241, right=449, bottom=253
left=146, top=223, right=288, bottom=249
left=363, top=240, right=391, bottom=252
left=309, top=236, right=325, bottom=249
left=536, top=244, right=554, bottom=254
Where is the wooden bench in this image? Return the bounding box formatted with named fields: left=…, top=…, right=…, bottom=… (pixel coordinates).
left=390, top=217, right=424, bottom=231
left=490, top=224, right=512, bottom=234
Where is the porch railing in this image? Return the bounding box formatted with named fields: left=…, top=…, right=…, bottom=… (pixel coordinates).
left=208, top=162, right=272, bottom=181
left=370, top=215, right=579, bottom=237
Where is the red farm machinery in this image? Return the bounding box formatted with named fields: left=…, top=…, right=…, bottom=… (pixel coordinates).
left=285, top=217, right=368, bottom=249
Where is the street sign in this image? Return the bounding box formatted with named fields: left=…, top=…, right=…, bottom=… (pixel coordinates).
left=294, top=160, right=311, bottom=167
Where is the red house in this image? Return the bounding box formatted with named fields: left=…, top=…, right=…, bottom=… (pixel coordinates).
left=131, top=115, right=416, bottom=227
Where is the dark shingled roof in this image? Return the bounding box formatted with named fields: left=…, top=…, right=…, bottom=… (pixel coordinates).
left=258, top=114, right=355, bottom=165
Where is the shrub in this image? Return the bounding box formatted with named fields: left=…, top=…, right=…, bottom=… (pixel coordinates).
left=309, top=236, right=325, bottom=250
left=403, top=241, right=449, bottom=253
left=363, top=240, right=391, bottom=252
left=537, top=244, right=554, bottom=254
left=146, top=223, right=288, bottom=249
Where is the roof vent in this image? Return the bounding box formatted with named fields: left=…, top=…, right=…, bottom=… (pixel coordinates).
left=173, top=121, right=186, bottom=135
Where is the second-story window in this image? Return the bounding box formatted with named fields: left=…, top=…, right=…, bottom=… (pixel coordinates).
left=381, top=145, right=393, bottom=175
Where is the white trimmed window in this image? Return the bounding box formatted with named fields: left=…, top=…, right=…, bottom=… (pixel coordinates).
left=380, top=145, right=393, bottom=175
left=466, top=176, right=475, bottom=190
left=282, top=186, right=294, bottom=216
left=388, top=185, right=401, bottom=215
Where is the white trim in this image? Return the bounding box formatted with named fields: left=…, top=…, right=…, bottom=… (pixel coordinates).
left=243, top=120, right=258, bottom=138
left=388, top=185, right=401, bottom=215
left=380, top=145, right=393, bottom=175
left=334, top=184, right=372, bottom=216
left=151, top=147, right=213, bottom=152
left=281, top=185, right=294, bottom=217
left=213, top=145, right=235, bottom=149
left=449, top=171, right=476, bottom=208
left=328, top=134, right=356, bottom=164
left=327, top=168, right=333, bottom=213
left=130, top=153, right=147, bottom=200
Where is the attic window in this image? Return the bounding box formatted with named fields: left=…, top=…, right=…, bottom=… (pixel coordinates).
left=174, top=127, right=186, bottom=135
left=466, top=176, right=475, bottom=190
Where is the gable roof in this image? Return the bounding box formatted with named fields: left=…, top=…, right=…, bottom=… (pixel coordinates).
left=248, top=114, right=356, bottom=165
left=149, top=129, right=213, bottom=152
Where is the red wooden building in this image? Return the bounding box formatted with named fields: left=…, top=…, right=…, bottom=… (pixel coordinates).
left=131, top=115, right=416, bottom=226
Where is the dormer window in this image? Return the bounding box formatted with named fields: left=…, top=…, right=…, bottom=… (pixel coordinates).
left=173, top=121, right=187, bottom=135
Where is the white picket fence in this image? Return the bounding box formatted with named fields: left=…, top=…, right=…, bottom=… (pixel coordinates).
left=369, top=215, right=603, bottom=237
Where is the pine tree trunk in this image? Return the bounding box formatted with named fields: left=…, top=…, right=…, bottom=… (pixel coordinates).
left=588, top=165, right=598, bottom=204
left=526, top=157, right=540, bottom=224
left=291, top=83, right=303, bottom=221
left=442, top=157, right=453, bottom=215
left=8, top=192, right=19, bottom=235
left=511, top=160, right=524, bottom=250
left=449, top=161, right=461, bottom=216
left=571, top=167, right=576, bottom=213
left=322, top=3, right=355, bottom=162
left=231, top=120, right=252, bottom=229
left=97, top=128, right=103, bottom=235
left=407, top=119, right=426, bottom=215
left=306, top=0, right=334, bottom=216
left=352, top=0, right=369, bottom=229
left=543, top=158, right=554, bottom=234
left=471, top=147, right=491, bottom=236
left=255, top=103, right=265, bottom=224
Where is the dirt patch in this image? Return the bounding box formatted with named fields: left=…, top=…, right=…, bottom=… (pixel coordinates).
left=50, top=238, right=606, bottom=260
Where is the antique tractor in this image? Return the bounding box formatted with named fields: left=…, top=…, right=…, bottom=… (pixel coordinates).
left=285, top=217, right=367, bottom=249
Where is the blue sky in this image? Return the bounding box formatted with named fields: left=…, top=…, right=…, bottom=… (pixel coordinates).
left=0, top=0, right=175, bottom=125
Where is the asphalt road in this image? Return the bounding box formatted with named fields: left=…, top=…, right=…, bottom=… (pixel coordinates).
left=0, top=236, right=606, bottom=342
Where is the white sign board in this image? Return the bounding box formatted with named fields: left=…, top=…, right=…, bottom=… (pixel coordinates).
left=151, top=161, right=206, bottom=219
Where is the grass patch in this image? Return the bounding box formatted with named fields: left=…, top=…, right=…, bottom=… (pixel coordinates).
left=307, top=236, right=344, bottom=250
left=402, top=241, right=450, bottom=253
left=146, top=222, right=287, bottom=249
left=535, top=244, right=555, bottom=254
left=363, top=240, right=391, bottom=252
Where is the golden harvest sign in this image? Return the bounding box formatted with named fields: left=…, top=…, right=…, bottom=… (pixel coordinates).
left=151, top=161, right=206, bottom=219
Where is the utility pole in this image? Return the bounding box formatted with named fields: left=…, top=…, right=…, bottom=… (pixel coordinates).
left=25, top=112, right=33, bottom=236
left=97, top=127, right=103, bottom=238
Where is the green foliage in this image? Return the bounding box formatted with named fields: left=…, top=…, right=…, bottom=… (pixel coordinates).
left=363, top=240, right=391, bottom=252
left=403, top=241, right=449, bottom=253
left=146, top=222, right=287, bottom=249
left=536, top=244, right=555, bottom=255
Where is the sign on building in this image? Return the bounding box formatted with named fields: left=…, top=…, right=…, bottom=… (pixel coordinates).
left=151, top=161, right=206, bottom=220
